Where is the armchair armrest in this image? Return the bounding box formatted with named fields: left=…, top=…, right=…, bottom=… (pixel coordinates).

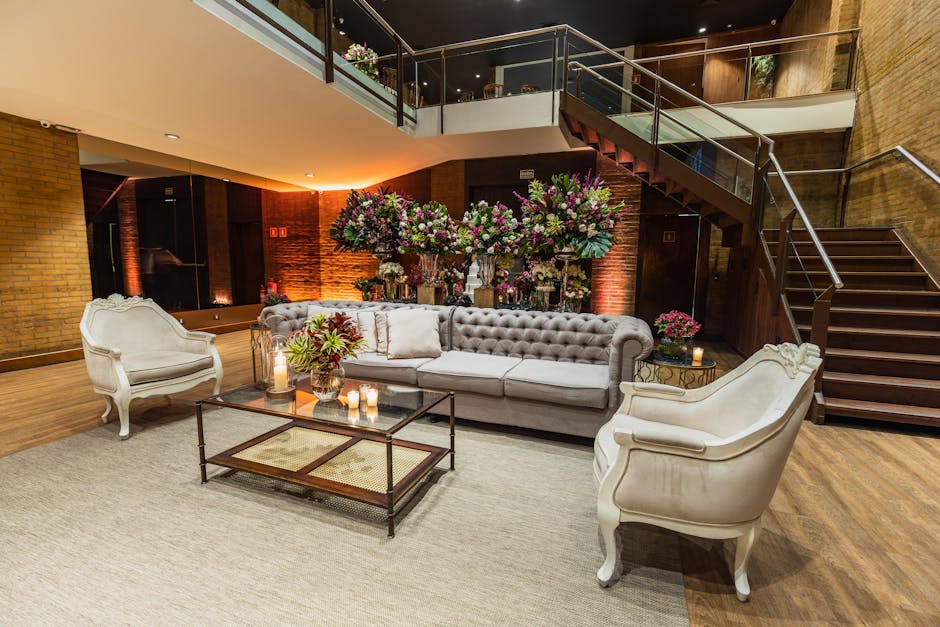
left=83, top=339, right=122, bottom=359
left=616, top=424, right=706, bottom=452
left=621, top=381, right=687, bottom=396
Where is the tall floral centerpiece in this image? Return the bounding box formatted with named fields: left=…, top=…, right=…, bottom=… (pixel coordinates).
left=458, top=200, right=521, bottom=287
left=377, top=261, right=405, bottom=300
left=329, top=189, right=409, bottom=259
left=286, top=312, right=366, bottom=400
left=343, top=43, right=379, bottom=80
left=517, top=172, right=623, bottom=311
left=653, top=310, right=702, bottom=361
left=397, top=201, right=456, bottom=284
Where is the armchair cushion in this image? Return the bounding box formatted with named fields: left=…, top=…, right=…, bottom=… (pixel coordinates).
left=504, top=360, right=609, bottom=409
left=122, top=351, right=215, bottom=385
left=417, top=351, right=522, bottom=396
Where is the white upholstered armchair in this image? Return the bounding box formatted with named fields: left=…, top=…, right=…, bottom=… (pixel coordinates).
left=80, top=294, right=223, bottom=439
left=593, top=342, right=822, bottom=601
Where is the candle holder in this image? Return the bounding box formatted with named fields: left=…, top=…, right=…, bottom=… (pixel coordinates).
left=265, top=335, right=295, bottom=399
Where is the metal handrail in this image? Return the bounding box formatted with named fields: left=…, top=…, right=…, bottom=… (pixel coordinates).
left=768, top=153, right=844, bottom=289
left=769, top=145, right=940, bottom=184
left=410, top=25, right=565, bottom=56
left=568, top=61, right=756, bottom=168
left=623, top=28, right=860, bottom=65
left=349, top=0, right=417, bottom=56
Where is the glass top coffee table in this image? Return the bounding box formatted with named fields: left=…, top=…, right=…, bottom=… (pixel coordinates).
left=196, top=378, right=455, bottom=537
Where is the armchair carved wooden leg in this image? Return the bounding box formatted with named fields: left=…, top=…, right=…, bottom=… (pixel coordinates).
left=114, top=391, right=132, bottom=440
left=596, top=503, right=623, bottom=587
left=734, top=522, right=761, bottom=602
left=100, top=395, right=112, bottom=423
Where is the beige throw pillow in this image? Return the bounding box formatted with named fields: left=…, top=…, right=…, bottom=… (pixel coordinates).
left=386, top=309, right=442, bottom=359
left=356, top=311, right=378, bottom=352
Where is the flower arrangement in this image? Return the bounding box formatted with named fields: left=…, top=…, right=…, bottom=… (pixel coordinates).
left=438, top=263, right=464, bottom=294
left=262, top=292, right=290, bottom=306
left=529, top=260, right=559, bottom=284
left=653, top=310, right=702, bottom=359
left=404, top=265, right=424, bottom=288
left=377, top=261, right=405, bottom=280
left=654, top=310, right=702, bottom=340
left=563, top=265, right=590, bottom=300
left=397, top=201, right=456, bottom=254
left=516, top=172, right=624, bottom=258
left=512, top=270, right=535, bottom=298
left=343, top=43, right=379, bottom=80
left=458, top=200, right=522, bottom=256
left=329, top=189, right=409, bottom=253
left=285, top=313, right=366, bottom=375
left=353, top=277, right=381, bottom=300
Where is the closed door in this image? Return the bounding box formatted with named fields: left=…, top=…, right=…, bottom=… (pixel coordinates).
left=635, top=214, right=707, bottom=327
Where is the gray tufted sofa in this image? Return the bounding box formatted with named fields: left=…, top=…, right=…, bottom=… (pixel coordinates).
left=261, top=300, right=653, bottom=438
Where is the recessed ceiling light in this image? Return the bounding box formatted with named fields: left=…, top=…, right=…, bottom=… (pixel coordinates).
left=338, top=30, right=345, bottom=36
left=698, top=27, right=707, bottom=33
left=165, top=132, right=180, bottom=139
left=422, top=81, right=428, bottom=86
left=475, top=74, right=481, bottom=78
left=456, top=88, right=461, bottom=92
left=305, top=173, right=314, bottom=178
left=222, top=178, right=230, bottom=182
left=726, top=23, right=732, bottom=28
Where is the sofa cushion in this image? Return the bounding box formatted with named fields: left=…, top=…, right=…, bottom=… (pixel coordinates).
left=504, top=359, right=609, bottom=409
left=122, top=350, right=214, bottom=385
left=386, top=310, right=442, bottom=359
left=417, top=351, right=522, bottom=396
left=342, top=352, right=434, bottom=385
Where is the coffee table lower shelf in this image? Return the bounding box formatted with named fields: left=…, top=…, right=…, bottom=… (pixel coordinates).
left=205, top=420, right=450, bottom=536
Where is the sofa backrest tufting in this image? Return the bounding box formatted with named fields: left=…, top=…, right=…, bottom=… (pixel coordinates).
left=262, top=300, right=453, bottom=349
left=449, top=307, right=623, bottom=365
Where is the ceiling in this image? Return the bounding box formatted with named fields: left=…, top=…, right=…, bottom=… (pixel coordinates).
left=360, top=0, right=794, bottom=50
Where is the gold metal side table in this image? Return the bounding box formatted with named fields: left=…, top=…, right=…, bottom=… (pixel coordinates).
left=634, top=351, right=717, bottom=389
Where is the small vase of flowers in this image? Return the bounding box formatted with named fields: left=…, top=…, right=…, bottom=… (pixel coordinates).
left=653, top=310, right=702, bottom=361
left=378, top=261, right=405, bottom=300
left=286, top=312, right=366, bottom=401
left=343, top=43, right=379, bottom=80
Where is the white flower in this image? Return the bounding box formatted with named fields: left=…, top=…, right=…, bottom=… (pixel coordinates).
left=487, top=246, right=495, bottom=254
left=482, top=233, right=490, bottom=241
left=587, top=227, right=598, bottom=238
left=560, top=202, right=568, bottom=209
left=418, top=223, right=426, bottom=231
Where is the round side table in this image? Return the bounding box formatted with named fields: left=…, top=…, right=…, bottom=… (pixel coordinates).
left=634, top=350, right=717, bottom=389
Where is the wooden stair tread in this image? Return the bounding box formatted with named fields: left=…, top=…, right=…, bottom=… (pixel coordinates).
left=824, top=371, right=940, bottom=389
left=824, top=397, right=940, bottom=421
left=787, top=270, right=928, bottom=277
left=826, top=348, right=940, bottom=365
left=790, top=305, right=940, bottom=316
left=797, top=324, right=940, bottom=338
left=786, top=287, right=938, bottom=296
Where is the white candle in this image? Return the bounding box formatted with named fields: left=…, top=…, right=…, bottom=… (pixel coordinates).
left=347, top=390, right=360, bottom=409
left=692, top=347, right=704, bottom=366
left=366, top=388, right=379, bottom=407
left=272, top=351, right=289, bottom=392
left=359, top=384, right=371, bottom=399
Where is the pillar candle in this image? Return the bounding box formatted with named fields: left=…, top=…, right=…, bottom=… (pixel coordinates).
left=272, top=351, right=289, bottom=392
left=692, top=347, right=704, bottom=366
left=347, top=390, right=360, bottom=409
left=366, top=388, right=379, bottom=407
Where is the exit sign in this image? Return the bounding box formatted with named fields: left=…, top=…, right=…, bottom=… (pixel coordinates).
left=519, top=169, right=535, bottom=180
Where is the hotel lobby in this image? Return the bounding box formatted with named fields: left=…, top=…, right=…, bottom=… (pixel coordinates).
left=1, top=0, right=938, bottom=624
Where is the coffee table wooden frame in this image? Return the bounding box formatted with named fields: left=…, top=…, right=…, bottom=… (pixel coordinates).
left=196, top=387, right=455, bottom=537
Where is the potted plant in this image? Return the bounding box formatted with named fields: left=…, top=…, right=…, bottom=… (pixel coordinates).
left=653, top=310, right=702, bottom=361
left=262, top=292, right=290, bottom=307
left=343, top=43, right=379, bottom=81
left=286, top=312, right=366, bottom=400
left=458, top=200, right=521, bottom=287
left=397, top=201, right=456, bottom=284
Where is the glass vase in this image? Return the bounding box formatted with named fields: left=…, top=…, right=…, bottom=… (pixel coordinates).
left=419, top=253, right=439, bottom=285
left=311, top=365, right=345, bottom=401
left=476, top=254, right=496, bottom=287
left=658, top=337, right=691, bottom=361
left=384, top=277, right=398, bottom=301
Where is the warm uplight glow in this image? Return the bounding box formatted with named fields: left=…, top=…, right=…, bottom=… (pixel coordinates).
left=212, top=291, right=232, bottom=305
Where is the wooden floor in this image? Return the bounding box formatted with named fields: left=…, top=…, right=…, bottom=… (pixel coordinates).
left=1, top=333, right=937, bottom=625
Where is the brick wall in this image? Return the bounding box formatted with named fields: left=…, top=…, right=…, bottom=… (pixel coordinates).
left=261, top=190, right=320, bottom=301
left=116, top=180, right=142, bottom=296
left=765, top=131, right=848, bottom=229
left=591, top=155, right=642, bottom=316
left=776, top=0, right=841, bottom=97
left=845, top=0, right=940, bottom=274
left=0, top=112, right=92, bottom=360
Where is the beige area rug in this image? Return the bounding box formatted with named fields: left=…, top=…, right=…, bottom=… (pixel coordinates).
left=0, top=404, right=689, bottom=626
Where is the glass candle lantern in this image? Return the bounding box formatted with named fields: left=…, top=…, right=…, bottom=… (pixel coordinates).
left=265, top=334, right=295, bottom=398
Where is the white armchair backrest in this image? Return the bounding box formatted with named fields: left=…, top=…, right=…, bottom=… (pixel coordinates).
left=80, top=294, right=187, bottom=354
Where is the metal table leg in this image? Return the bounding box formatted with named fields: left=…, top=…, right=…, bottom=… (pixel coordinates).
left=386, top=433, right=395, bottom=537
left=196, top=400, right=207, bottom=484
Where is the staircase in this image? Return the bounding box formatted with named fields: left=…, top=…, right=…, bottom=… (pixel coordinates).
left=766, top=227, right=940, bottom=427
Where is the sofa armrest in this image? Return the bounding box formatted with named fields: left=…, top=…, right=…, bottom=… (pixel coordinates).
left=607, top=317, right=654, bottom=408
